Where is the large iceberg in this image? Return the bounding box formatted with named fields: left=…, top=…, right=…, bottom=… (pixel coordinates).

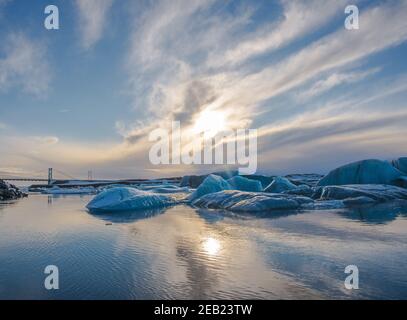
left=227, top=176, right=263, bottom=192
left=264, top=176, right=297, bottom=193
left=189, top=174, right=232, bottom=201
left=314, top=184, right=407, bottom=203
left=317, top=159, right=405, bottom=186
left=192, top=190, right=313, bottom=212
left=86, top=187, right=176, bottom=212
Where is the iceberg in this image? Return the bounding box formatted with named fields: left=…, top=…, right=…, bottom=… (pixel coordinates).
left=86, top=187, right=176, bottom=212
left=189, top=174, right=232, bottom=201
left=264, top=176, right=297, bottom=193
left=283, top=184, right=314, bottom=197
left=314, top=184, right=407, bottom=203
left=285, top=174, right=324, bottom=187
left=192, top=190, right=313, bottom=212
left=241, top=175, right=274, bottom=188
left=138, top=184, right=191, bottom=194
left=227, top=176, right=263, bottom=192
left=343, top=196, right=377, bottom=206
left=181, top=170, right=238, bottom=188
left=391, top=157, right=407, bottom=175
left=317, top=159, right=405, bottom=186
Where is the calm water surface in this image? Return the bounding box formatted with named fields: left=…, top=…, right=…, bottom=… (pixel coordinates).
left=1, top=194, right=407, bottom=299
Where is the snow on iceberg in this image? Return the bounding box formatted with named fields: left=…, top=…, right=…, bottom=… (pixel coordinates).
left=86, top=187, right=176, bottom=212
left=227, top=176, right=263, bottom=192
left=189, top=174, right=232, bottom=201
left=192, top=190, right=313, bottom=212
left=314, top=184, right=407, bottom=202
left=264, top=176, right=297, bottom=193
left=317, top=159, right=404, bottom=186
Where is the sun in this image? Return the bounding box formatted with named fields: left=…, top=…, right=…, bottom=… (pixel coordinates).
left=193, top=110, right=226, bottom=138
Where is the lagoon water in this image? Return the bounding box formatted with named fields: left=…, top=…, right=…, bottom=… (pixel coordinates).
left=1, top=194, right=407, bottom=300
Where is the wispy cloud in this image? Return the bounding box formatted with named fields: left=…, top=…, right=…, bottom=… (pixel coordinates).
left=208, top=0, right=351, bottom=68
left=297, top=67, right=381, bottom=100
left=75, top=0, right=115, bottom=50
left=0, top=33, right=51, bottom=96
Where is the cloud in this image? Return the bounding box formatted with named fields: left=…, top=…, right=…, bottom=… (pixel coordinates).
left=32, top=136, right=59, bottom=145
left=208, top=0, right=352, bottom=68
left=75, top=0, right=115, bottom=50
left=0, top=33, right=51, bottom=96
left=297, top=67, right=381, bottom=100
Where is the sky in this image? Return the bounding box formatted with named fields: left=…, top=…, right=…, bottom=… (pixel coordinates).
left=0, top=0, right=407, bottom=180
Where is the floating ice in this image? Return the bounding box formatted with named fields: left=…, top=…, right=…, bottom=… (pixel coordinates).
left=189, top=175, right=232, bottom=201
left=192, top=190, right=313, bottom=212
left=264, top=176, right=297, bottom=193
left=86, top=187, right=176, bottom=212
left=227, top=176, right=263, bottom=192
left=138, top=184, right=191, bottom=194
left=314, top=184, right=407, bottom=203
left=283, top=184, right=313, bottom=197
left=42, top=186, right=96, bottom=195
left=343, top=196, right=377, bottom=206
left=317, top=159, right=405, bottom=186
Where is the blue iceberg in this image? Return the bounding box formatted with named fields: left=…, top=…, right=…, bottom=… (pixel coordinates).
left=317, top=159, right=405, bottom=186
left=192, top=190, right=313, bottom=212
left=391, top=157, right=407, bottom=175
left=189, top=174, right=232, bottom=201
left=86, top=187, right=176, bottom=212
left=227, top=176, right=263, bottom=192
left=264, top=176, right=297, bottom=193
left=314, top=184, right=407, bottom=203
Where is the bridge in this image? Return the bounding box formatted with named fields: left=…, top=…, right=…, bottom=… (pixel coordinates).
left=1, top=168, right=182, bottom=188
left=1, top=168, right=76, bottom=185
left=2, top=178, right=49, bottom=182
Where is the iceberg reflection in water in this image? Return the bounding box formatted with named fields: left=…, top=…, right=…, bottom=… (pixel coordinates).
left=0, top=195, right=407, bottom=299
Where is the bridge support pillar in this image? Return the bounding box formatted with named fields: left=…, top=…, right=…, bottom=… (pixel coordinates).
left=48, top=168, right=53, bottom=185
